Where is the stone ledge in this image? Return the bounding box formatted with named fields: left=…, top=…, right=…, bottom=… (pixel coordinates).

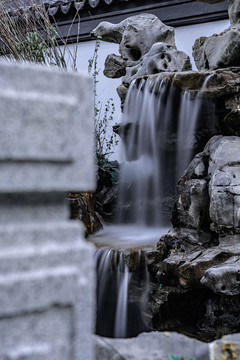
left=95, top=331, right=240, bottom=360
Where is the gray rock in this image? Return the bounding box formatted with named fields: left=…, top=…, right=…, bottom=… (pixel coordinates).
left=201, top=256, right=240, bottom=295
left=172, top=135, right=240, bottom=233
left=193, top=0, right=240, bottom=70
left=211, top=333, right=240, bottom=360
left=223, top=109, right=240, bottom=136
left=208, top=136, right=240, bottom=231
left=92, top=13, right=193, bottom=106
left=172, top=151, right=209, bottom=230
left=104, top=54, right=127, bottom=78
left=176, top=178, right=209, bottom=229
left=95, top=331, right=209, bottom=360
left=228, top=0, right=240, bottom=26
left=91, top=13, right=176, bottom=61
left=95, top=332, right=240, bottom=360
left=151, top=136, right=240, bottom=339
left=91, top=14, right=177, bottom=86
left=193, top=28, right=240, bottom=70
left=122, top=42, right=192, bottom=86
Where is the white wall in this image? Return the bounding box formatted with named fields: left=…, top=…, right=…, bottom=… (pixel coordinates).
left=67, top=41, right=122, bottom=161
left=67, top=41, right=122, bottom=122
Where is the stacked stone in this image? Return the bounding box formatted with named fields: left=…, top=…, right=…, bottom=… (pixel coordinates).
left=194, top=0, right=240, bottom=70
left=91, top=13, right=192, bottom=107
left=0, top=62, right=95, bottom=360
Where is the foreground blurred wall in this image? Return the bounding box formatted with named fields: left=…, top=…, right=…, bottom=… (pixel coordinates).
left=0, top=62, right=95, bottom=360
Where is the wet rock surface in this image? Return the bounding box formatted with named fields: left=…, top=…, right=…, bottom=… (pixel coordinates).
left=136, top=68, right=240, bottom=138
left=69, top=160, right=119, bottom=235
left=92, top=13, right=192, bottom=107
left=148, top=135, right=240, bottom=341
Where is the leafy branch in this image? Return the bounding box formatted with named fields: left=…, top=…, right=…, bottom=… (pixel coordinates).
left=88, top=40, right=119, bottom=167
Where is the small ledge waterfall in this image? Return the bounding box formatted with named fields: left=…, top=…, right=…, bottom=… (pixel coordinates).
left=93, top=76, right=216, bottom=338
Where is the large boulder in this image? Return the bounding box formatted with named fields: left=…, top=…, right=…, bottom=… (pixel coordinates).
left=95, top=331, right=240, bottom=360
left=92, top=13, right=192, bottom=106
left=208, top=136, right=240, bottom=232
left=148, top=135, right=240, bottom=340
left=91, top=13, right=176, bottom=62
left=193, top=0, right=240, bottom=70
left=192, top=29, right=240, bottom=70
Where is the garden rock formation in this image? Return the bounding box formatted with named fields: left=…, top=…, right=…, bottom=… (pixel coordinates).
left=193, top=0, right=240, bottom=70
left=91, top=13, right=192, bottom=106
left=91, top=9, right=240, bottom=344
left=122, top=43, right=192, bottom=87
left=147, top=135, right=240, bottom=340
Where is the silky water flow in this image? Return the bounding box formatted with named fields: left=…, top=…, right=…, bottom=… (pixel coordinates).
left=93, top=76, right=216, bottom=338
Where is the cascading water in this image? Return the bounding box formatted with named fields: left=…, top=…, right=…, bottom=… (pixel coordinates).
left=92, top=75, right=216, bottom=338
left=95, top=245, right=152, bottom=338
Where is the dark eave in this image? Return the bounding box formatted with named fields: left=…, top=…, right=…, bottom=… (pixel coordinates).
left=52, top=0, right=228, bottom=43
left=2, top=0, right=229, bottom=42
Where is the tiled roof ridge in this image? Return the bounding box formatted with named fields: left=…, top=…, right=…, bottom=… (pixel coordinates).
left=46, top=0, right=115, bottom=16
left=2, top=0, right=117, bottom=17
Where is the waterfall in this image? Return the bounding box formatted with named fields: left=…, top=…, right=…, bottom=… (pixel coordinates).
left=95, top=247, right=152, bottom=338
left=114, top=253, right=131, bottom=338
left=176, top=73, right=215, bottom=180
left=92, top=75, right=216, bottom=338
left=118, top=75, right=216, bottom=226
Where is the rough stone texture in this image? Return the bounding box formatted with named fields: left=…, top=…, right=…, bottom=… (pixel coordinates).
left=0, top=62, right=95, bottom=360
left=92, top=13, right=192, bottom=107
left=211, top=333, right=240, bottom=359
left=91, top=13, right=175, bottom=56
left=122, top=42, right=192, bottom=86
left=148, top=135, right=240, bottom=341
left=228, top=0, right=240, bottom=26
left=208, top=136, right=240, bottom=232
left=104, top=54, right=127, bottom=78
left=95, top=331, right=240, bottom=360
left=135, top=68, right=240, bottom=137
left=193, top=0, right=240, bottom=70
left=95, top=331, right=209, bottom=360
left=193, top=29, right=240, bottom=70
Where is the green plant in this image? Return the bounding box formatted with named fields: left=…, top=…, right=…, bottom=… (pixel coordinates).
left=88, top=40, right=119, bottom=168
left=169, top=354, right=195, bottom=360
